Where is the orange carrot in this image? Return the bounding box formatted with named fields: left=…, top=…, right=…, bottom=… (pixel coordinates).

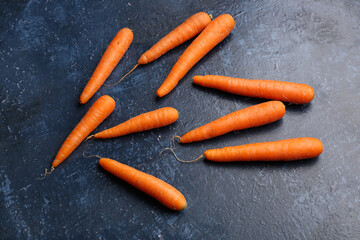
left=90, top=107, right=178, bottom=139
left=156, top=14, right=235, bottom=97
left=52, top=95, right=115, bottom=168
left=80, top=28, right=133, bottom=104
left=193, top=75, right=315, bottom=104
left=138, top=12, right=212, bottom=65
left=180, top=101, right=285, bottom=143
left=204, top=137, right=323, bottom=162
left=107, top=12, right=212, bottom=87
left=99, top=157, right=187, bottom=210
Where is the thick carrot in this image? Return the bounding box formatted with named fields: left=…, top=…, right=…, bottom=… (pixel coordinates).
left=138, top=12, right=212, bottom=65
left=193, top=75, right=315, bottom=104
left=52, top=95, right=115, bottom=167
left=99, top=158, right=187, bottom=210
left=204, top=137, right=323, bottom=162
left=180, top=101, right=285, bottom=143
left=91, top=107, right=178, bottom=139
left=156, top=14, right=235, bottom=97
left=80, top=28, right=133, bottom=104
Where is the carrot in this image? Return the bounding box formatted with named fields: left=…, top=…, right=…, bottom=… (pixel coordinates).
left=204, top=137, right=323, bottom=162
left=156, top=14, right=235, bottom=97
left=193, top=75, right=315, bottom=104
left=89, top=107, right=178, bottom=139
left=52, top=95, right=116, bottom=168
left=179, top=101, right=285, bottom=144
left=165, top=137, right=323, bottom=163
left=80, top=28, right=133, bottom=104
left=107, top=12, right=212, bottom=87
left=99, top=157, right=187, bottom=210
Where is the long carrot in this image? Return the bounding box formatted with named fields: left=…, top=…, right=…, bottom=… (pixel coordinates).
left=204, top=137, right=323, bottom=162
left=165, top=138, right=323, bottom=163
left=107, top=12, right=212, bottom=87
left=179, top=101, right=285, bottom=144
left=193, top=75, right=315, bottom=104
left=52, top=95, right=116, bottom=168
left=89, top=107, right=178, bottom=139
left=99, top=157, right=187, bottom=211
left=80, top=28, right=133, bottom=104
left=156, top=14, right=235, bottom=97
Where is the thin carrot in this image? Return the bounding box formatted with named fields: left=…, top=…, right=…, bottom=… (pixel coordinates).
left=193, top=75, right=315, bottom=104
left=99, top=157, right=187, bottom=210
left=108, top=12, right=212, bottom=86
left=80, top=28, right=133, bottom=104
left=164, top=137, right=323, bottom=163
left=204, top=137, right=323, bottom=162
left=89, top=107, right=178, bottom=139
left=180, top=101, right=285, bottom=144
left=52, top=95, right=115, bottom=168
left=156, top=14, right=235, bottom=97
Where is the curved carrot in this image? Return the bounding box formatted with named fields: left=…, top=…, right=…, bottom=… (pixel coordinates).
left=180, top=101, right=285, bottom=143
left=204, top=137, right=323, bottom=162
left=156, top=14, right=235, bottom=97
left=80, top=28, right=133, bottom=104
left=193, top=75, right=315, bottom=104
left=91, top=107, right=178, bottom=139
left=99, top=158, right=187, bottom=211
left=52, top=95, right=115, bottom=167
left=138, top=12, right=212, bottom=65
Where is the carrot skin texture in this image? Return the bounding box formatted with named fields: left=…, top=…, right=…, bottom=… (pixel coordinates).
left=99, top=158, right=187, bottom=211
left=94, top=107, right=179, bottom=139
left=204, top=137, right=323, bottom=162
left=80, top=28, right=133, bottom=104
left=193, top=75, right=315, bottom=104
left=52, top=95, right=115, bottom=167
left=180, top=101, right=285, bottom=143
left=156, top=14, right=235, bottom=97
left=138, top=12, right=212, bottom=65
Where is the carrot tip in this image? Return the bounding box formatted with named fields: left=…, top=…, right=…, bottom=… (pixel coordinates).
left=103, top=63, right=139, bottom=87
left=37, top=166, right=55, bottom=180
left=85, top=135, right=95, bottom=141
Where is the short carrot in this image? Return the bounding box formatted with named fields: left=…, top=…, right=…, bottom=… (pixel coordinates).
left=52, top=95, right=115, bottom=168
left=90, top=107, right=178, bottom=139
left=107, top=12, right=212, bottom=86
left=80, top=28, right=133, bottom=104
left=204, top=137, right=323, bottom=162
left=156, top=14, right=235, bottom=97
left=193, top=75, right=315, bottom=104
left=99, top=157, right=187, bottom=210
left=180, top=101, right=285, bottom=144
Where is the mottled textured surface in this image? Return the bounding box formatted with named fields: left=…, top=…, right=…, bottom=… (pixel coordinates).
left=1, top=0, right=360, bottom=239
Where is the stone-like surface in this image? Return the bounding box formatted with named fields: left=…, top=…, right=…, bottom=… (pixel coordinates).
left=1, top=0, right=360, bottom=239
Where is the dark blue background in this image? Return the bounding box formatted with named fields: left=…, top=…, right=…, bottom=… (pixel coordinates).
left=1, top=0, right=360, bottom=239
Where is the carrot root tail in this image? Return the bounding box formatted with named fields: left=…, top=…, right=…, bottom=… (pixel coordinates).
left=37, top=166, right=55, bottom=180
left=103, top=63, right=139, bottom=87
left=160, top=135, right=204, bottom=163
left=85, top=135, right=95, bottom=141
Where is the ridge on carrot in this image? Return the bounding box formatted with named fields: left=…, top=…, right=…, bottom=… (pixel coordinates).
left=80, top=28, right=133, bottom=104
left=193, top=75, right=315, bottom=104
left=163, top=137, right=323, bottom=163
left=156, top=14, right=235, bottom=97
left=99, top=157, right=187, bottom=211
left=40, top=95, right=115, bottom=179
left=179, top=101, right=285, bottom=144
left=87, top=107, right=179, bottom=139
left=107, top=12, right=212, bottom=87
